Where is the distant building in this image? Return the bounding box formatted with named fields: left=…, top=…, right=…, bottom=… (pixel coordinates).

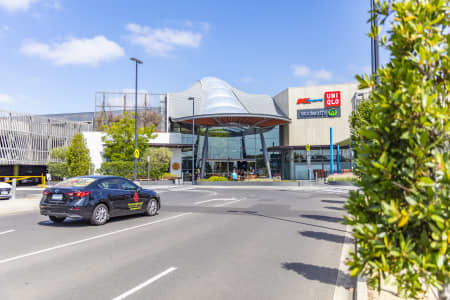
left=2, top=77, right=368, bottom=180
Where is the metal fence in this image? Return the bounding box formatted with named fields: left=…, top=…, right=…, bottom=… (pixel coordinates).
left=0, top=110, right=92, bottom=166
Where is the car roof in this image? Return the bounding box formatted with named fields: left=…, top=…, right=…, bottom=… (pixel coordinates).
left=76, top=175, right=128, bottom=180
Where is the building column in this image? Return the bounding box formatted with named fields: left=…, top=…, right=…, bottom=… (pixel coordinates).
left=259, top=129, right=272, bottom=179
left=200, top=127, right=209, bottom=178
left=241, top=133, right=246, bottom=159
left=289, top=150, right=295, bottom=180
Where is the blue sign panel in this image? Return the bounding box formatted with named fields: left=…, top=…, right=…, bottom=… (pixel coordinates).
left=297, top=107, right=341, bottom=119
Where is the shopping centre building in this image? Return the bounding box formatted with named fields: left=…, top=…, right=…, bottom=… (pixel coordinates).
left=158, top=77, right=366, bottom=180
left=0, top=77, right=367, bottom=181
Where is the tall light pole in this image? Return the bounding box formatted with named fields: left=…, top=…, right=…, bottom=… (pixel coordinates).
left=130, top=57, right=143, bottom=181
left=188, top=97, right=195, bottom=185
left=370, top=0, right=379, bottom=75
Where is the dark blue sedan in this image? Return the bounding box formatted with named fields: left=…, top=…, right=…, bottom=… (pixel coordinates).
left=40, top=176, right=160, bottom=225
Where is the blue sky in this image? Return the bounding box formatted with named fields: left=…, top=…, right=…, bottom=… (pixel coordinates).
left=0, top=0, right=387, bottom=114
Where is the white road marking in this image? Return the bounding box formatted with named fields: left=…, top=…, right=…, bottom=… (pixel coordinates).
left=194, top=198, right=235, bottom=205
left=0, top=213, right=191, bottom=265
left=0, top=229, right=15, bottom=236
left=112, top=267, right=177, bottom=300
left=214, top=200, right=241, bottom=207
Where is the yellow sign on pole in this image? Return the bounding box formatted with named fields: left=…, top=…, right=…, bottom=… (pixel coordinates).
left=134, top=149, right=140, bottom=159
left=306, top=144, right=310, bottom=152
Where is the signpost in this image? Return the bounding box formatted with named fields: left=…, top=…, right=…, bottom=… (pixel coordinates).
left=306, top=144, right=311, bottom=180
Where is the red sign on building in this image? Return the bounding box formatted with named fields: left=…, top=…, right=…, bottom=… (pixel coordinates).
left=324, top=91, right=341, bottom=107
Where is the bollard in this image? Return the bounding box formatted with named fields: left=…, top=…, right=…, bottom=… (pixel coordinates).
left=11, top=178, right=16, bottom=201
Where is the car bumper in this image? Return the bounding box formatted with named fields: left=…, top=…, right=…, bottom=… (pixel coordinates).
left=40, top=204, right=93, bottom=219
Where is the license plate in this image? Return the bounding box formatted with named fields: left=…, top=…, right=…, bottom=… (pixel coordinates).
left=1, top=191, right=8, bottom=195
left=52, top=194, right=63, bottom=200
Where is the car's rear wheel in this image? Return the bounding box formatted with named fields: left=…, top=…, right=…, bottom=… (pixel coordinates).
left=49, top=216, right=65, bottom=223
left=90, top=203, right=109, bottom=225
left=145, top=198, right=158, bottom=216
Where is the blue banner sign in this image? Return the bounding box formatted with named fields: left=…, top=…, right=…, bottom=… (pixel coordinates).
left=297, top=107, right=341, bottom=119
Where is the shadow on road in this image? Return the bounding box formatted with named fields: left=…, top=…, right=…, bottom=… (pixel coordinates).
left=38, top=213, right=152, bottom=227
left=282, top=262, right=352, bottom=288
left=300, top=214, right=344, bottom=223
left=324, top=206, right=345, bottom=211
left=299, top=231, right=353, bottom=244
left=321, top=200, right=345, bottom=204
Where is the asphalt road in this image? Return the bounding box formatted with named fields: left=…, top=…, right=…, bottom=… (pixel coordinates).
left=0, top=186, right=353, bottom=300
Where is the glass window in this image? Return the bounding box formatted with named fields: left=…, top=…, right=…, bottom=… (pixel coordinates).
left=54, top=177, right=96, bottom=188
left=118, top=179, right=137, bottom=190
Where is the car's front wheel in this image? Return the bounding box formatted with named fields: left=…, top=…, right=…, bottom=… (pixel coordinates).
left=49, top=216, right=65, bottom=223
left=145, top=198, right=158, bottom=216
left=90, top=203, right=109, bottom=225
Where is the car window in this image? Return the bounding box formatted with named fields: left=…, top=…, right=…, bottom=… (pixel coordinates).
left=97, top=179, right=122, bottom=190
left=117, top=179, right=137, bottom=190
left=55, top=177, right=97, bottom=188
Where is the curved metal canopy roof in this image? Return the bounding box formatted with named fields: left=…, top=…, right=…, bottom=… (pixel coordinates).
left=169, top=77, right=290, bottom=128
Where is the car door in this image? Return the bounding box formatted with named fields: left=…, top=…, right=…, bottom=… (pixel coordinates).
left=98, top=178, right=131, bottom=216
left=117, top=179, right=145, bottom=213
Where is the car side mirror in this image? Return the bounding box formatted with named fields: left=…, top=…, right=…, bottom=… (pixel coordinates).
left=136, top=186, right=142, bottom=192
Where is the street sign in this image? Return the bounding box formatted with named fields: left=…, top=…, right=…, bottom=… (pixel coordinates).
left=306, top=144, right=310, bottom=152
left=134, top=149, right=140, bottom=159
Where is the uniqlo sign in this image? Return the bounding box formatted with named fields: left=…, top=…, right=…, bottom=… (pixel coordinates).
left=324, top=91, right=341, bottom=107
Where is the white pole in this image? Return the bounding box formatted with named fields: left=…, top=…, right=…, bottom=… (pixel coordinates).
left=11, top=179, right=16, bottom=201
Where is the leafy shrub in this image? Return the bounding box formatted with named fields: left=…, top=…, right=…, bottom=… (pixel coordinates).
left=161, top=173, right=177, bottom=180
left=327, top=173, right=356, bottom=183
left=198, top=176, right=228, bottom=182
left=345, top=1, right=449, bottom=299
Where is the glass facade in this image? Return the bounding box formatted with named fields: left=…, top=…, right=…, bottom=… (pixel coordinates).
left=175, top=123, right=352, bottom=180
left=180, top=126, right=279, bottom=178
left=276, top=146, right=353, bottom=180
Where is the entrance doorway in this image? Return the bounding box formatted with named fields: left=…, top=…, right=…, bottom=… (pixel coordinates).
left=204, top=159, right=257, bottom=178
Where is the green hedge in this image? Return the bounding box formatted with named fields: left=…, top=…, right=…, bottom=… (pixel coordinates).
left=98, top=161, right=169, bottom=180
left=198, top=176, right=228, bottom=182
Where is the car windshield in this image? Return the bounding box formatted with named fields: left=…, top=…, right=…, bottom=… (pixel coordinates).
left=54, top=177, right=96, bottom=188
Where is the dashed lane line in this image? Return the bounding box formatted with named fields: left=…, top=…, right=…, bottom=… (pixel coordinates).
left=112, top=267, right=177, bottom=300
left=0, top=229, right=15, bottom=236
left=214, top=200, right=241, bottom=207
left=194, top=198, right=235, bottom=205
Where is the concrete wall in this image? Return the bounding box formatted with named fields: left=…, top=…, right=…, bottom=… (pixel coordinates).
left=274, top=83, right=359, bottom=146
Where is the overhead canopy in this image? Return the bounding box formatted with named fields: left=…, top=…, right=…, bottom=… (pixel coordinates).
left=169, top=77, right=290, bottom=128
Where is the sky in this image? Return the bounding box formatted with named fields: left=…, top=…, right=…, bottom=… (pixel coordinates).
left=0, top=0, right=389, bottom=114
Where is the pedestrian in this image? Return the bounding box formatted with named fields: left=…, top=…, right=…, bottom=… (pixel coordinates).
left=232, top=169, right=237, bottom=181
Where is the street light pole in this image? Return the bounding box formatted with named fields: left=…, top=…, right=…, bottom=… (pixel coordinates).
left=130, top=57, right=143, bottom=181
left=188, top=97, right=195, bottom=185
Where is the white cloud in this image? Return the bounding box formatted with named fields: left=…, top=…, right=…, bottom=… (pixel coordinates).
left=291, top=64, right=333, bottom=83
left=292, top=65, right=311, bottom=77
left=314, top=69, right=332, bottom=80
left=125, top=23, right=204, bottom=57
left=0, top=94, right=14, bottom=103
left=20, top=36, right=125, bottom=66
left=0, top=0, right=59, bottom=12
left=0, top=0, right=37, bottom=12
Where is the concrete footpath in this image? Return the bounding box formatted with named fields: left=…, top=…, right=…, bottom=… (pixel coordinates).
left=0, top=194, right=42, bottom=216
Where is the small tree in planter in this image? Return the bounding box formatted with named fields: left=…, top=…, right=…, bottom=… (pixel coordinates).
left=345, top=0, right=449, bottom=299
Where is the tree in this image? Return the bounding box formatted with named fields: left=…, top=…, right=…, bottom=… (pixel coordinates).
left=66, top=133, right=91, bottom=177
left=102, top=112, right=156, bottom=162
left=345, top=1, right=449, bottom=299
left=48, top=146, right=69, bottom=180
left=143, top=147, right=173, bottom=179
